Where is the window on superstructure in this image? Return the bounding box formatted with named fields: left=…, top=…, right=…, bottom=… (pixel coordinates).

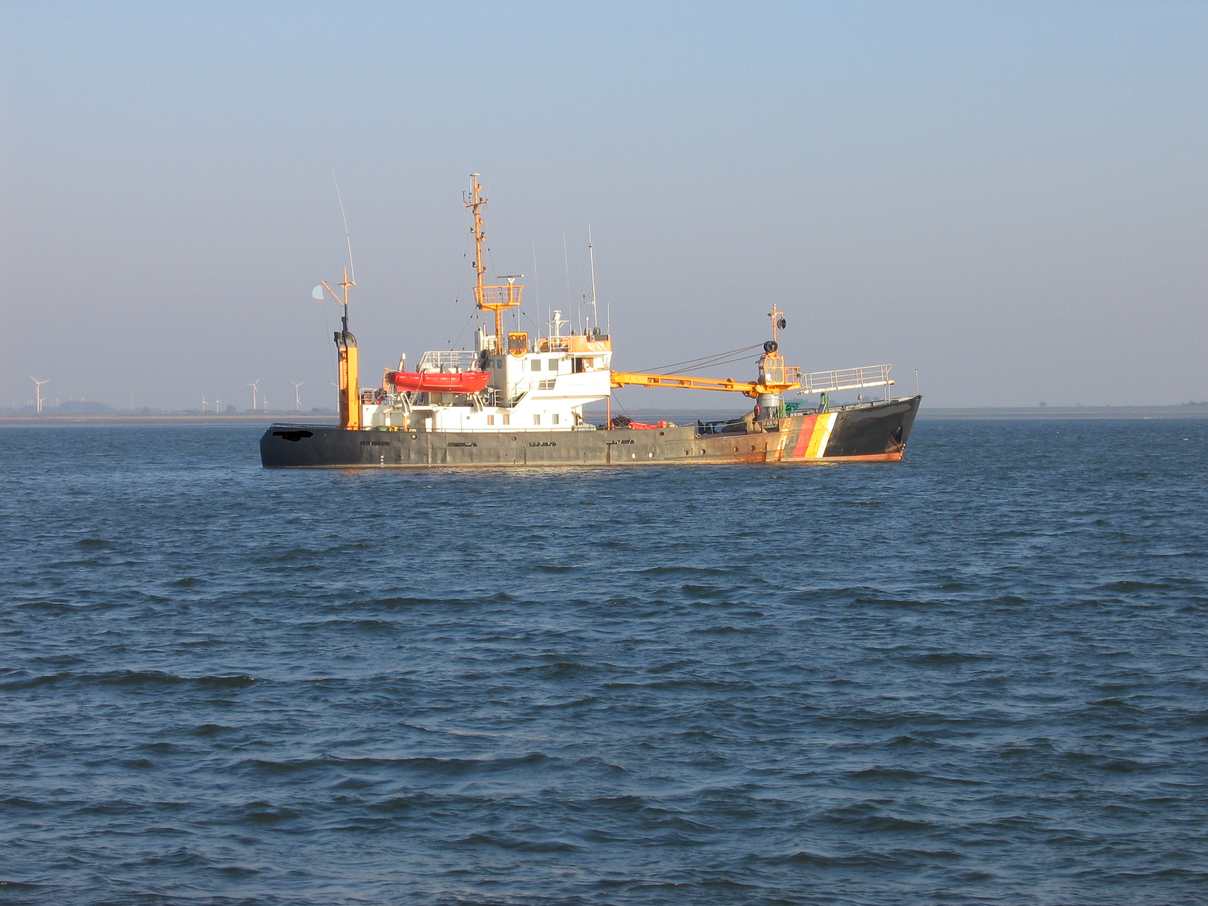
left=552, top=413, right=560, bottom=425
left=548, top=359, right=559, bottom=371
left=533, top=414, right=541, bottom=426
left=502, top=414, right=510, bottom=426
left=531, top=359, right=541, bottom=372
left=487, top=415, right=495, bottom=426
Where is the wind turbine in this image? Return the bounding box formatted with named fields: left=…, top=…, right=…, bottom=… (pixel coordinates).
left=291, top=381, right=304, bottom=412
left=29, top=376, right=48, bottom=414
left=215, top=395, right=222, bottom=413
left=201, top=395, right=208, bottom=413
left=247, top=379, right=260, bottom=411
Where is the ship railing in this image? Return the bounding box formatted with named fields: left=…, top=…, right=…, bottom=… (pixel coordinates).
left=416, top=350, right=482, bottom=373
left=474, top=284, right=524, bottom=310
left=796, top=364, right=895, bottom=395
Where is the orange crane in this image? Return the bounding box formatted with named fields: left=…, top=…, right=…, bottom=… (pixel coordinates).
left=611, top=307, right=800, bottom=399
left=610, top=366, right=800, bottom=399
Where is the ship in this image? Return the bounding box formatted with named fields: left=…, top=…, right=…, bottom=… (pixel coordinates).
left=260, top=175, right=920, bottom=468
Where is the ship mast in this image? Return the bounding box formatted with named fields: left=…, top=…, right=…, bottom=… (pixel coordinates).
left=468, top=175, right=487, bottom=315
left=465, top=174, right=523, bottom=355
left=758, top=305, right=790, bottom=391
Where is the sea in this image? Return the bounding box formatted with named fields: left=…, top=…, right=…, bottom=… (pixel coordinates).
left=1, top=418, right=1206, bottom=906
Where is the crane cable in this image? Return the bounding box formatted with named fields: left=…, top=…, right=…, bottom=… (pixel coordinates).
left=639, top=342, right=764, bottom=375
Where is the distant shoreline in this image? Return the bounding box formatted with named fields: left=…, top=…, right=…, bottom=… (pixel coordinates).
left=916, top=406, right=1208, bottom=420
left=0, top=414, right=339, bottom=427
left=593, top=405, right=1208, bottom=421
left=3, top=405, right=1207, bottom=427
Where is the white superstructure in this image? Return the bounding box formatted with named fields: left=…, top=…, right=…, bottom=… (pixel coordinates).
left=360, top=310, right=613, bottom=433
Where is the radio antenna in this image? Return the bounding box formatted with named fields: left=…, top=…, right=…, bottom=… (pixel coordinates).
left=531, top=239, right=540, bottom=331
left=562, top=232, right=572, bottom=308
left=587, top=226, right=598, bottom=332
left=332, top=168, right=355, bottom=284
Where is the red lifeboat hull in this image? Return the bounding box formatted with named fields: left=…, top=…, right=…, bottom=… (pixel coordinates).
left=387, top=370, right=491, bottom=394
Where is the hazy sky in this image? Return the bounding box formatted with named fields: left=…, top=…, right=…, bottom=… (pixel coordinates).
left=2, top=2, right=1205, bottom=411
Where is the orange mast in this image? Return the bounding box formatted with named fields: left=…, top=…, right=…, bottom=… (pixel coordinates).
left=464, top=174, right=523, bottom=354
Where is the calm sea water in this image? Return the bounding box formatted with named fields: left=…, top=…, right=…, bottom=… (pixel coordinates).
left=2, top=418, right=1206, bottom=906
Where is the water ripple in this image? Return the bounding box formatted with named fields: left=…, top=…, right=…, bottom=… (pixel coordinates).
left=1, top=420, right=1207, bottom=905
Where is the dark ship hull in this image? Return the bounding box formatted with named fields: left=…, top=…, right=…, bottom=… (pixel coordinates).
left=260, top=395, right=920, bottom=468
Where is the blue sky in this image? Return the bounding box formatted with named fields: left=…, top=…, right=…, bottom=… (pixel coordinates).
left=2, top=2, right=1205, bottom=410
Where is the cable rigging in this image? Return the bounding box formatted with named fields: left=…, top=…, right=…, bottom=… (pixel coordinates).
left=639, top=342, right=765, bottom=375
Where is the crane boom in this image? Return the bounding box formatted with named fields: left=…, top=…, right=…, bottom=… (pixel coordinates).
left=610, top=309, right=892, bottom=403
left=610, top=363, right=896, bottom=399
left=610, top=371, right=800, bottom=399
